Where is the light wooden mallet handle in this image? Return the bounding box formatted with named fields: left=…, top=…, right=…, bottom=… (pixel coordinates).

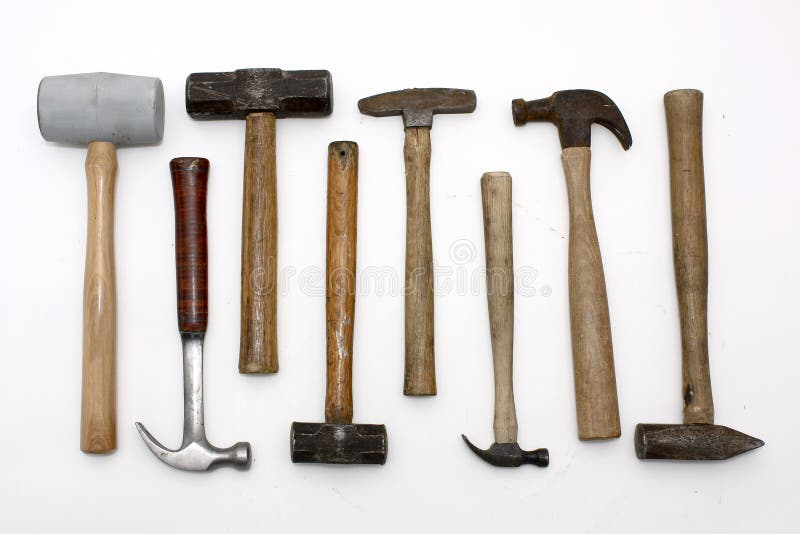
left=325, top=142, right=358, bottom=425
left=239, top=112, right=279, bottom=374
left=665, top=89, right=714, bottom=425
left=481, top=172, right=517, bottom=444
left=563, top=146, right=621, bottom=440
left=81, top=141, right=117, bottom=453
left=403, top=127, right=436, bottom=396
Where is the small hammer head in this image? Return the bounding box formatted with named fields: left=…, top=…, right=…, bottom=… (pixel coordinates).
left=135, top=422, right=251, bottom=472
left=511, top=90, right=632, bottom=150
left=358, top=88, right=476, bottom=128
left=38, top=72, right=165, bottom=146
left=186, top=68, right=333, bottom=120
left=635, top=423, right=764, bottom=461
left=290, top=422, right=387, bottom=464
left=461, top=435, right=549, bottom=468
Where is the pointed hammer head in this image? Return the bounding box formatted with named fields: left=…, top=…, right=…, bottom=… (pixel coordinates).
left=512, top=90, right=632, bottom=150
left=290, top=422, right=387, bottom=464
left=135, top=422, right=251, bottom=471
left=635, top=423, right=764, bottom=460
left=186, top=68, right=333, bottom=120
left=358, top=88, right=476, bottom=128
left=461, top=435, right=549, bottom=467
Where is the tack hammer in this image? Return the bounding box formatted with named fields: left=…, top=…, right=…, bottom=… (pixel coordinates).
left=634, top=90, right=764, bottom=460
left=38, top=72, right=165, bottom=453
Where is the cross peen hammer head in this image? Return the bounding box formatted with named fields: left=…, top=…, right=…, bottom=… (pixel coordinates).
left=634, top=423, right=763, bottom=460
left=358, top=88, right=476, bottom=128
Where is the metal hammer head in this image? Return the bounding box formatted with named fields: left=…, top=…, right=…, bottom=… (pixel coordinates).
left=135, top=422, right=251, bottom=471
left=186, top=68, right=332, bottom=120
left=358, top=88, right=476, bottom=128
left=290, top=422, right=387, bottom=464
left=511, top=89, right=632, bottom=150
left=38, top=72, right=165, bottom=146
left=635, top=423, right=764, bottom=460
left=461, top=435, right=549, bottom=467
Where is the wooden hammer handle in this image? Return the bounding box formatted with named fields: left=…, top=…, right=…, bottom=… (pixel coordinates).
left=170, top=158, right=210, bottom=334
left=403, top=127, right=436, bottom=395
left=325, top=142, right=359, bottom=425
left=480, top=172, right=518, bottom=444
left=81, top=141, right=117, bottom=453
left=665, top=89, right=714, bottom=425
left=239, top=112, right=279, bottom=373
left=562, top=146, right=621, bottom=440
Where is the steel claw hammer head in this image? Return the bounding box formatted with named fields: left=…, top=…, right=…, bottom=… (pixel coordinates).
left=358, top=87, right=476, bottom=128
left=512, top=89, right=632, bottom=150
left=461, top=435, right=548, bottom=468
left=136, top=422, right=251, bottom=471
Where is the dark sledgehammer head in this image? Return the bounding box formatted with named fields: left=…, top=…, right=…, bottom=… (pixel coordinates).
left=358, top=88, right=476, bottom=128
left=512, top=89, right=632, bottom=150
left=635, top=423, right=764, bottom=461
left=290, top=422, right=387, bottom=465
left=461, top=435, right=548, bottom=468
left=186, top=68, right=333, bottom=120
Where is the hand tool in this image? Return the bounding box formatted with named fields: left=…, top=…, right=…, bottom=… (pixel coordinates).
left=462, top=172, right=549, bottom=468
left=634, top=89, right=764, bottom=460
left=38, top=72, right=165, bottom=453
left=186, top=68, right=333, bottom=375
left=512, top=90, right=631, bottom=440
left=135, top=158, right=251, bottom=471
left=358, top=88, right=476, bottom=395
left=290, top=142, right=387, bottom=464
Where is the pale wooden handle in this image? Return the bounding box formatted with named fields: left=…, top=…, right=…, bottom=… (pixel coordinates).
left=403, top=127, right=436, bottom=396
left=665, top=89, right=714, bottom=425
left=239, top=112, right=279, bottom=374
left=81, top=141, right=117, bottom=453
left=481, top=172, right=517, bottom=444
left=562, top=146, right=621, bottom=440
left=325, top=142, right=358, bottom=425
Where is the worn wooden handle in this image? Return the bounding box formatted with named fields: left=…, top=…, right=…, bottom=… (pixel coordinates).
left=325, top=142, right=359, bottom=425
left=239, top=112, right=279, bottom=373
left=665, top=89, right=714, bottom=425
left=481, top=172, right=517, bottom=444
left=81, top=141, right=117, bottom=453
left=562, top=146, right=621, bottom=440
left=403, top=127, right=436, bottom=396
left=170, top=158, right=210, bottom=334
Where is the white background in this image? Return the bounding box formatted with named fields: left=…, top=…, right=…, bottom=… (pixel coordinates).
left=0, top=0, right=796, bottom=531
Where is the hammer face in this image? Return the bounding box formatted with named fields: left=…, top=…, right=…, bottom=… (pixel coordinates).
left=358, top=88, right=476, bottom=128
left=186, top=68, right=333, bottom=120
left=290, top=422, right=387, bottom=464
left=635, top=423, right=764, bottom=460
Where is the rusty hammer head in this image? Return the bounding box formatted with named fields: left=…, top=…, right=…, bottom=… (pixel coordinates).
left=634, top=423, right=763, bottom=461
left=358, top=88, right=476, bottom=128
left=186, top=68, right=332, bottom=120
left=461, top=435, right=548, bottom=468
left=512, top=90, right=632, bottom=150
left=290, top=422, right=387, bottom=465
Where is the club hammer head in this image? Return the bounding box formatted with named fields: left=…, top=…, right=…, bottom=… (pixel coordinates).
left=512, top=89, right=632, bottom=150
left=290, top=422, right=387, bottom=464
left=186, top=68, right=333, bottom=120
left=461, top=435, right=549, bottom=468
left=358, top=88, right=476, bottom=128
left=635, top=423, right=764, bottom=461
left=135, top=422, right=251, bottom=471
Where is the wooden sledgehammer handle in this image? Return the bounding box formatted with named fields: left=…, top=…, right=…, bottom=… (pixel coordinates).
left=81, top=141, right=117, bottom=453
left=325, top=142, right=358, bottom=425
left=239, top=112, right=279, bottom=373
left=481, top=173, right=517, bottom=444
left=403, top=127, right=436, bottom=395
left=563, top=146, right=621, bottom=440
left=665, top=89, right=714, bottom=425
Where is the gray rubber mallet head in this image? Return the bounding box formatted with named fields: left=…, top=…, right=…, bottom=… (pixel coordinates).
left=38, top=72, right=165, bottom=146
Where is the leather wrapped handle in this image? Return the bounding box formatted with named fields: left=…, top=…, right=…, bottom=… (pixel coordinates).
left=562, top=146, right=621, bottom=440
left=325, top=142, right=358, bottom=425
left=403, top=127, right=436, bottom=395
left=170, top=157, right=209, bottom=334
left=80, top=141, right=118, bottom=453
left=665, top=89, right=714, bottom=425
left=239, top=112, right=279, bottom=373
